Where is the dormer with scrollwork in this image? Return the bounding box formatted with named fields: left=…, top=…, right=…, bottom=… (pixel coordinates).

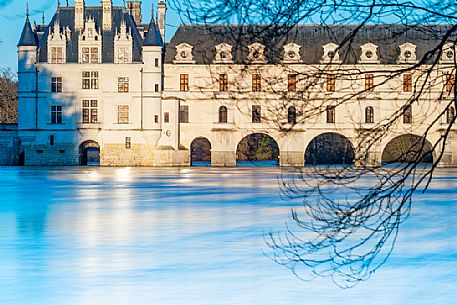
left=78, top=16, right=102, bottom=64
left=359, top=43, right=379, bottom=63
left=247, top=43, right=267, bottom=63
left=398, top=43, right=417, bottom=63
left=214, top=43, right=233, bottom=64
left=321, top=43, right=341, bottom=63
left=114, top=20, right=132, bottom=64
left=174, top=43, right=195, bottom=63
left=47, top=20, right=67, bottom=64
left=441, top=42, right=456, bottom=64
left=283, top=43, right=302, bottom=63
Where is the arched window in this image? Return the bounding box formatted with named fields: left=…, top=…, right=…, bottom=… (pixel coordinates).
left=365, top=106, right=374, bottom=123
left=288, top=106, right=297, bottom=124
left=447, top=106, right=456, bottom=123
left=219, top=106, right=228, bottom=123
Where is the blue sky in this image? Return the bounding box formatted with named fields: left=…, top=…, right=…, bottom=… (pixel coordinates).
left=0, top=0, right=182, bottom=71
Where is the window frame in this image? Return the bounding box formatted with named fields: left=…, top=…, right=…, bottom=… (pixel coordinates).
left=117, top=105, right=129, bottom=124
left=180, top=74, right=189, bottom=92
left=252, top=105, right=262, bottom=123
left=179, top=105, right=189, bottom=123
left=218, top=106, right=228, bottom=123
left=82, top=99, right=98, bottom=123
left=365, top=73, right=374, bottom=92
left=118, top=77, right=129, bottom=93
left=219, top=74, right=228, bottom=92
left=82, top=71, right=99, bottom=90
left=288, top=74, right=297, bottom=92
left=288, top=106, right=297, bottom=124
left=365, top=106, right=374, bottom=124
left=326, top=74, right=336, bottom=92
left=51, top=77, right=62, bottom=93
left=252, top=74, right=262, bottom=92
left=403, top=74, right=412, bottom=92
left=403, top=105, right=413, bottom=124
left=326, top=106, right=336, bottom=123
left=51, top=105, right=62, bottom=124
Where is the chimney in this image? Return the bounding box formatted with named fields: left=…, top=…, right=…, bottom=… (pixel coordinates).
left=127, top=1, right=142, bottom=25
left=157, top=0, right=167, bottom=40
left=102, top=0, right=112, bottom=31
left=75, top=0, right=84, bottom=31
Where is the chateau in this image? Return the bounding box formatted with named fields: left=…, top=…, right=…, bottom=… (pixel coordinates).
left=3, top=0, right=457, bottom=166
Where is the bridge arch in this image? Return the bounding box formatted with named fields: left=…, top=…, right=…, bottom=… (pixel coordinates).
left=190, top=137, right=212, bottom=166
left=236, top=133, right=280, bottom=166
left=79, top=140, right=100, bottom=166
left=305, top=132, right=355, bottom=165
left=381, top=134, right=433, bottom=164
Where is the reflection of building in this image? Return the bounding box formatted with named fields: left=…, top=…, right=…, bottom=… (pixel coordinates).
left=9, top=0, right=457, bottom=167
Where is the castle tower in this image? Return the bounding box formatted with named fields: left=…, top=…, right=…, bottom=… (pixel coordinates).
left=157, top=0, right=166, bottom=40
left=126, top=1, right=142, bottom=25
left=17, top=5, right=38, bottom=130
left=75, top=0, right=84, bottom=31
left=102, top=0, right=112, bottom=31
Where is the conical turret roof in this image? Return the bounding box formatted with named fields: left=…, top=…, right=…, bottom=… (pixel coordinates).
left=17, top=14, right=38, bottom=47
left=143, top=13, right=163, bottom=47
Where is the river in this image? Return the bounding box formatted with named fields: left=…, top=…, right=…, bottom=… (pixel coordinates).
left=0, top=166, right=456, bottom=305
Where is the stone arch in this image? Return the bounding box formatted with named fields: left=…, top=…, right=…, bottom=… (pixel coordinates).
left=305, top=132, right=355, bottom=165
left=190, top=137, right=211, bottom=166
left=79, top=140, right=100, bottom=166
left=236, top=133, right=280, bottom=166
left=381, top=134, right=433, bottom=164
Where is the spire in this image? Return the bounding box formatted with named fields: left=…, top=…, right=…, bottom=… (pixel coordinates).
left=143, top=5, right=163, bottom=47
left=42, top=11, right=45, bottom=26
left=26, top=3, right=29, bottom=20
left=18, top=4, right=38, bottom=47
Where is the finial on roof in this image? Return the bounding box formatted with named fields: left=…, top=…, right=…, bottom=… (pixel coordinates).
left=57, top=0, right=60, bottom=8
left=42, top=11, right=45, bottom=26
left=66, top=0, right=69, bottom=7
left=26, top=3, right=29, bottom=20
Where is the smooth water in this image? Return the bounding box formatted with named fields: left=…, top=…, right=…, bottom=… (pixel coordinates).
left=0, top=166, right=456, bottom=305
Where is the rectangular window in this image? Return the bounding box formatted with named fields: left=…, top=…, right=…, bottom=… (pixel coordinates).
left=179, top=105, right=189, bottom=123
left=118, top=77, right=129, bottom=93
left=219, top=74, right=228, bottom=92
left=403, top=74, right=412, bottom=92
left=51, top=105, right=62, bottom=124
left=82, top=47, right=99, bottom=64
left=125, top=137, right=131, bottom=149
left=155, top=58, right=159, bottom=67
left=252, top=105, right=261, bottom=123
left=117, top=105, right=129, bottom=124
left=154, top=115, right=159, bottom=123
left=82, top=99, right=98, bottom=123
left=49, top=135, right=55, bottom=146
left=445, top=73, right=455, bottom=93
left=51, top=47, right=63, bottom=64
left=155, top=84, right=159, bottom=92
left=326, top=106, right=336, bottom=123
left=365, top=73, right=374, bottom=91
left=252, top=74, right=261, bottom=92
left=164, top=112, right=170, bottom=123
left=180, top=74, right=189, bottom=92
left=288, top=74, right=297, bottom=92
left=117, top=47, right=130, bottom=63
left=403, top=105, right=412, bottom=124
left=82, top=71, right=99, bottom=89
left=326, top=74, right=335, bottom=92
left=51, top=77, right=62, bottom=93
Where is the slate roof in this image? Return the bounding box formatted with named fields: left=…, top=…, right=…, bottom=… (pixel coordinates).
left=17, top=17, right=38, bottom=47
left=165, top=24, right=457, bottom=64
left=35, top=6, right=156, bottom=63
left=143, top=16, right=163, bottom=47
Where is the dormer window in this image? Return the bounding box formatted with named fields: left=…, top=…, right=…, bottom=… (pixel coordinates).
left=283, top=43, right=301, bottom=63
left=174, top=43, right=195, bottom=63
left=214, top=43, right=233, bottom=63
left=359, top=43, right=379, bottom=63
left=47, top=20, right=67, bottom=64
left=114, top=21, right=132, bottom=64
left=321, top=43, right=341, bottom=63
left=78, top=16, right=102, bottom=64
left=442, top=43, right=456, bottom=63
left=398, top=43, right=417, bottom=63
left=247, top=43, right=267, bottom=63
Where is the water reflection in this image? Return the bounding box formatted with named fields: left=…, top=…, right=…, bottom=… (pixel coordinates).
left=0, top=167, right=456, bottom=305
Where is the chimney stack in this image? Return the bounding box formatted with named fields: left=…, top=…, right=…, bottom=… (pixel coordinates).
left=127, top=1, right=142, bottom=25
left=75, top=0, right=84, bottom=31
left=157, top=0, right=167, bottom=40
left=102, top=0, right=112, bottom=31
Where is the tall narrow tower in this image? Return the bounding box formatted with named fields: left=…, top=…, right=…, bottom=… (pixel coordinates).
left=157, top=0, right=167, bottom=41
left=75, top=0, right=84, bottom=31
left=102, top=0, right=112, bottom=31
left=17, top=5, right=38, bottom=130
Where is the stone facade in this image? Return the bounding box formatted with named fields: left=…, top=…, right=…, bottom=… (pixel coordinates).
left=8, top=1, right=457, bottom=167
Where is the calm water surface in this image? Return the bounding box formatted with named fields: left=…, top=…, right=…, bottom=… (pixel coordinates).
left=0, top=166, right=456, bottom=305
